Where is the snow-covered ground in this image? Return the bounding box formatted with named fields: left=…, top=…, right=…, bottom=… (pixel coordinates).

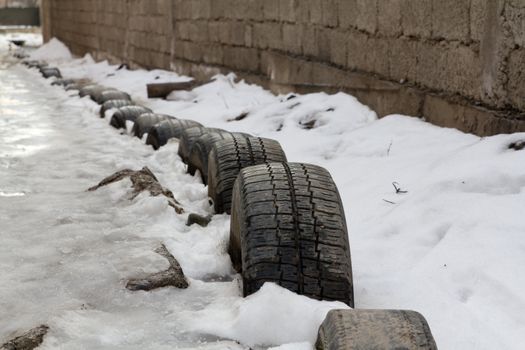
left=1, top=34, right=525, bottom=349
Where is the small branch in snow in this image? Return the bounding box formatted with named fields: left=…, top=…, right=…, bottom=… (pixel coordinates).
left=383, top=199, right=396, bottom=204
left=392, top=182, right=408, bottom=194
left=387, top=140, right=393, bottom=156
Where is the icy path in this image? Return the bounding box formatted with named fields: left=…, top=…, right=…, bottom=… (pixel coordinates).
left=0, top=45, right=345, bottom=350
left=0, top=54, right=235, bottom=349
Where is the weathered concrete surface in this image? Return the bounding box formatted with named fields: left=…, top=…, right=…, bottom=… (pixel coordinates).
left=41, top=0, right=525, bottom=136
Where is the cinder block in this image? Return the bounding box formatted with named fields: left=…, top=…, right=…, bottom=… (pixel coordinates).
left=321, top=0, right=338, bottom=27
left=308, top=0, right=323, bottom=24
left=208, top=21, right=221, bottom=43
left=355, top=0, right=377, bottom=34
left=301, top=24, right=317, bottom=56
left=218, top=21, right=232, bottom=44
left=245, top=24, right=253, bottom=47
left=202, top=43, right=224, bottom=65
left=415, top=41, right=448, bottom=91
left=447, top=44, right=482, bottom=99
left=346, top=31, right=369, bottom=71
left=279, top=0, right=297, bottom=22
left=377, top=0, right=402, bottom=36
left=389, top=37, right=418, bottom=83
left=263, top=0, right=280, bottom=20
left=295, top=0, right=311, bottom=24
left=253, top=22, right=282, bottom=49
left=337, top=0, right=357, bottom=29
left=401, top=0, right=431, bottom=38
left=504, top=1, right=525, bottom=47
left=330, top=30, right=346, bottom=67
left=282, top=23, right=302, bottom=55
left=224, top=46, right=260, bottom=72
left=470, top=0, right=488, bottom=42
left=210, top=0, right=228, bottom=19
left=316, top=27, right=331, bottom=61
left=188, top=21, right=209, bottom=43
left=183, top=41, right=203, bottom=61
left=173, top=38, right=186, bottom=58
left=366, top=36, right=390, bottom=77
left=191, top=0, right=211, bottom=19
left=431, top=0, right=470, bottom=41
left=230, top=21, right=246, bottom=46
left=505, top=47, right=525, bottom=110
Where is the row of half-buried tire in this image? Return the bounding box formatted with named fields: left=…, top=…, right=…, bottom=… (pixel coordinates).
left=104, top=98, right=356, bottom=307
left=144, top=112, right=437, bottom=349
left=43, top=70, right=437, bottom=349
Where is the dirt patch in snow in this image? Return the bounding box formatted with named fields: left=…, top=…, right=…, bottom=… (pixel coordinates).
left=509, top=140, right=525, bottom=151
left=1, top=325, right=49, bottom=350
left=186, top=213, right=212, bottom=227
left=126, top=244, right=188, bottom=291
left=88, top=166, right=184, bottom=213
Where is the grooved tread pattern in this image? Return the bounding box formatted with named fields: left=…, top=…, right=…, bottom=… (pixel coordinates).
left=100, top=99, right=134, bottom=118
left=188, top=131, right=251, bottom=184
left=316, top=309, right=438, bottom=350
left=208, top=136, right=287, bottom=214
left=230, top=162, right=354, bottom=306
left=177, top=127, right=226, bottom=164
left=132, top=113, right=174, bottom=138
left=110, top=106, right=152, bottom=129
left=95, top=90, right=131, bottom=104
left=145, top=119, right=203, bottom=150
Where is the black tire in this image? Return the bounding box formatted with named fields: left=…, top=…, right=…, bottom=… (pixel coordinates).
left=94, top=90, right=131, bottom=104
left=109, top=106, right=152, bottom=129
left=23, top=60, right=44, bottom=68
left=207, top=136, right=287, bottom=214
left=40, top=67, right=62, bottom=79
left=316, top=309, right=438, bottom=350
left=145, top=119, right=203, bottom=150
left=131, top=113, right=175, bottom=139
left=25, top=61, right=48, bottom=69
left=177, top=127, right=226, bottom=165
left=65, top=81, right=92, bottom=91
left=187, top=131, right=253, bottom=184
left=51, top=78, right=75, bottom=86
left=229, top=162, right=354, bottom=306
left=99, top=99, right=135, bottom=118
left=79, top=84, right=104, bottom=98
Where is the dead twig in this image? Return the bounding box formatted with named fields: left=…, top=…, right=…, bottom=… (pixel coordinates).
left=392, top=182, right=408, bottom=194
left=387, top=140, right=393, bottom=156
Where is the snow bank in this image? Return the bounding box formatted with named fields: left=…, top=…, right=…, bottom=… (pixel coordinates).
left=183, top=283, right=348, bottom=348
left=29, top=37, right=72, bottom=61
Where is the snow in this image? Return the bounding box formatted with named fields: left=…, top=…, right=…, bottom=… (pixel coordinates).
left=182, top=283, right=348, bottom=348
left=28, top=37, right=72, bottom=61
left=1, top=35, right=525, bottom=349
left=0, top=31, right=42, bottom=50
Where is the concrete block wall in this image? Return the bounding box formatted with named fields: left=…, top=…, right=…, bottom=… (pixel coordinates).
left=41, top=0, right=525, bottom=136
left=42, top=0, right=173, bottom=69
